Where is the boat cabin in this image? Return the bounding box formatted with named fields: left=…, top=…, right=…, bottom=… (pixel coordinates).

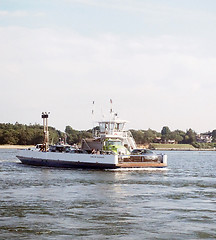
left=99, top=120, right=126, bottom=134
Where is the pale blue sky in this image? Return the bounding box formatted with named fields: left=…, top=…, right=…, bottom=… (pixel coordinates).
left=1, top=0, right=216, bottom=132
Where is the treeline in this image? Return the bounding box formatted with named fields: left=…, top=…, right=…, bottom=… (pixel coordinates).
left=0, top=123, right=93, bottom=145
left=1, top=123, right=216, bottom=148
left=130, top=127, right=197, bottom=145
left=0, top=123, right=63, bottom=145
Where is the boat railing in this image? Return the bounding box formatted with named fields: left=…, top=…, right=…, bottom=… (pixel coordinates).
left=118, top=154, right=131, bottom=163
left=94, top=130, right=134, bottom=138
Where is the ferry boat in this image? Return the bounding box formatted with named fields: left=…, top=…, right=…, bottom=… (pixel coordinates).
left=16, top=111, right=167, bottom=169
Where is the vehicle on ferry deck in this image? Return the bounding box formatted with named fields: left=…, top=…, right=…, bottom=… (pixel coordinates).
left=130, top=149, right=160, bottom=162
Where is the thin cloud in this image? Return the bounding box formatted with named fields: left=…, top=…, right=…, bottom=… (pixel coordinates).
left=0, top=10, right=45, bottom=17
left=65, top=0, right=216, bottom=22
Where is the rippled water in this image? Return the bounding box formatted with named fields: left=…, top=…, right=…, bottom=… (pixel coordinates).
left=0, top=149, right=216, bottom=239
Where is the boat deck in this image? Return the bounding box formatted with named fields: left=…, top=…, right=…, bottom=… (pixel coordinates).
left=116, top=162, right=167, bottom=168
left=117, top=155, right=167, bottom=168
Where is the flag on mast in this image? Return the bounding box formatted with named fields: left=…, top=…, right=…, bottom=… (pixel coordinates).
left=110, top=99, right=113, bottom=113
left=92, top=101, right=95, bottom=114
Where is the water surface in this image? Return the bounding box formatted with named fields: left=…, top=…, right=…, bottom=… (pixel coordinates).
left=0, top=149, right=216, bottom=239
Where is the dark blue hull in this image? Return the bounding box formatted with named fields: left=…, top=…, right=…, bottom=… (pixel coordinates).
left=17, top=156, right=117, bottom=169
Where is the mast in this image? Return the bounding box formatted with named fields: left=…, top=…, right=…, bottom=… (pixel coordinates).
left=41, top=112, right=50, bottom=151
left=110, top=99, right=113, bottom=135
left=92, top=101, right=95, bottom=136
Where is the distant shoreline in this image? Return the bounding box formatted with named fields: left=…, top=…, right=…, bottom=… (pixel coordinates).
left=154, top=148, right=216, bottom=151
left=0, top=144, right=215, bottom=151
left=0, top=145, right=34, bottom=149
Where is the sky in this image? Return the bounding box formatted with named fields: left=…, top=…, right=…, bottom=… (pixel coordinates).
left=1, top=0, right=216, bottom=133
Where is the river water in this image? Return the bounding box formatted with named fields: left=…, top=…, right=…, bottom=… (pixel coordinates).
left=0, top=149, right=216, bottom=240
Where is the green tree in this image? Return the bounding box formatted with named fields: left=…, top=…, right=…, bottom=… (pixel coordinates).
left=2, top=130, right=18, bottom=145
left=161, top=126, right=171, bottom=142
left=169, top=130, right=185, bottom=143
left=161, top=126, right=171, bottom=136
left=143, top=129, right=160, bottom=143
left=65, top=126, right=79, bottom=144
left=184, top=128, right=196, bottom=144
